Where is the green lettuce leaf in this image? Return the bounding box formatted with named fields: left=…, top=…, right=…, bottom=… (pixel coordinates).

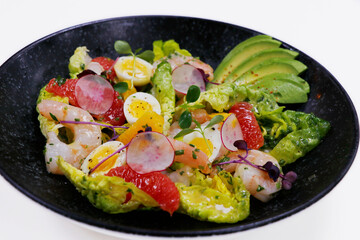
left=68, top=46, right=92, bottom=79
left=57, top=158, right=159, bottom=213
left=176, top=171, right=250, bottom=223
left=151, top=61, right=176, bottom=134
left=153, top=40, right=191, bottom=61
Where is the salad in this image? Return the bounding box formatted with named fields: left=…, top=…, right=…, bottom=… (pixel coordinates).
left=36, top=36, right=330, bottom=223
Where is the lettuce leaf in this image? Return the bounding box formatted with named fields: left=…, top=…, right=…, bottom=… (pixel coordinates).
left=68, top=46, right=92, bottom=79
left=57, top=158, right=159, bottom=213
left=176, top=171, right=250, bottom=223
left=151, top=61, right=176, bottom=134
left=153, top=40, right=191, bottom=61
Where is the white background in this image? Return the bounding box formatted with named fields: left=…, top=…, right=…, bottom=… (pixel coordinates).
left=1, top=0, right=359, bottom=239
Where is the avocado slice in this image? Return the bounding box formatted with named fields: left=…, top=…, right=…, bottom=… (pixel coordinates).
left=247, top=73, right=310, bottom=103
left=224, top=48, right=299, bottom=83
left=210, top=35, right=282, bottom=88
left=234, top=58, right=307, bottom=86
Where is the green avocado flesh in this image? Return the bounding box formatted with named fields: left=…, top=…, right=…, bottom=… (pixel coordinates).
left=210, top=35, right=282, bottom=87
left=224, top=48, right=299, bottom=83
left=233, top=58, right=307, bottom=86
left=247, top=73, right=310, bottom=103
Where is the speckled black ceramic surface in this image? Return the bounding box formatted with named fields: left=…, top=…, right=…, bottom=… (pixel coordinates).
left=0, top=16, right=358, bottom=237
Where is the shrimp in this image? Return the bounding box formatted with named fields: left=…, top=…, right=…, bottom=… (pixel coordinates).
left=233, top=150, right=282, bottom=202
left=153, top=53, right=214, bottom=81
left=168, top=138, right=211, bottom=174
left=37, top=100, right=102, bottom=174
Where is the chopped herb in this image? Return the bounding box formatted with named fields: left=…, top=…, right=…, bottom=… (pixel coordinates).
left=49, top=113, right=58, bottom=122
left=175, top=150, right=185, bottom=155
left=192, top=151, right=197, bottom=159
left=179, top=171, right=185, bottom=176
left=54, top=76, right=66, bottom=86
left=257, top=185, right=265, bottom=192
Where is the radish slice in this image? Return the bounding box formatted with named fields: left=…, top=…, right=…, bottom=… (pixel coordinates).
left=172, top=64, right=206, bottom=94
left=86, top=61, right=104, bottom=75
left=126, top=132, right=175, bottom=174
left=221, top=114, right=244, bottom=151
left=75, top=74, right=114, bottom=114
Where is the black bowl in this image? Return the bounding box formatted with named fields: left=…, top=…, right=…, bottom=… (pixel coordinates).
left=0, top=16, right=358, bottom=237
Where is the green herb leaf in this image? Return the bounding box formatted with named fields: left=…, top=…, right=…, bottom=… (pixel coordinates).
left=114, top=40, right=132, bottom=55
left=205, top=115, right=224, bottom=129
left=193, top=119, right=202, bottom=129
left=134, top=48, right=143, bottom=55
left=189, top=104, right=205, bottom=110
left=179, top=110, right=192, bottom=129
left=186, top=85, right=201, bottom=103
left=174, top=128, right=195, bottom=139
left=137, top=50, right=155, bottom=63
left=114, top=82, right=129, bottom=94
left=175, top=150, right=185, bottom=155
left=49, top=113, right=58, bottom=122
left=54, top=76, right=66, bottom=86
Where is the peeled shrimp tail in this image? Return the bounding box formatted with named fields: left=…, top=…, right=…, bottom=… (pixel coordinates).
left=38, top=100, right=101, bottom=174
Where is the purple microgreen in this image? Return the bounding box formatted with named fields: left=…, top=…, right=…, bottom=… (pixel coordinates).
left=89, top=142, right=130, bottom=175
left=262, top=161, right=280, bottom=182
left=145, top=126, right=152, bottom=132
left=234, top=140, right=248, bottom=151
left=280, top=171, right=298, bottom=190
left=197, top=68, right=220, bottom=85
left=214, top=138, right=297, bottom=190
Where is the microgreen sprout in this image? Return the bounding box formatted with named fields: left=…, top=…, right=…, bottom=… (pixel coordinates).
left=175, top=85, right=224, bottom=155
left=59, top=120, right=128, bottom=141
left=197, top=68, right=220, bottom=86
left=89, top=141, right=130, bottom=175
left=176, top=85, right=204, bottom=129
left=86, top=124, right=153, bottom=175
left=214, top=140, right=297, bottom=190
left=114, top=40, right=155, bottom=88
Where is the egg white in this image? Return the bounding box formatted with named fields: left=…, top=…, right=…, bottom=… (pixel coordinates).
left=81, top=141, right=126, bottom=176
left=123, top=92, right=161, bottom=124
left=182, top=122, right=222, bottom=163
left=113, top=56, right=153, bottom=86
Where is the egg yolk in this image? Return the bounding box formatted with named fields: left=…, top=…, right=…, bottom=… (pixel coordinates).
left=121, top=58, right=149, bottom=79
left=188, top=137, right=214, bottom=158
left=88, top=147, right=118, bottom=173
left=128, top=99, right=153, bottom=119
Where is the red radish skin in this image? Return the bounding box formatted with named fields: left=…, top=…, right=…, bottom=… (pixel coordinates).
left=221, top=114, right=244, bottom=151
left=172, top=64, right=206, bottom=94
left=126, top=132, right=175, bottom=174
left=75, top=75, right=114, bottom=115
